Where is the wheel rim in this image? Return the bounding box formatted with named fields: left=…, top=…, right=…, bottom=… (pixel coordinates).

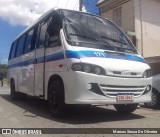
left=150, top=92, right=157, bottom=106
left=49, top=88, right=59, bottom=111
left=147, top=92, right=157, bottom=107
left=11, top=82, right=15, bottom=96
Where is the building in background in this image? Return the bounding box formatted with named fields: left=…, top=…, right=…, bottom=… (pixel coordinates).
left=97, top=0, right=160, bottom=75
left=83, top=0, right=99, bottom=15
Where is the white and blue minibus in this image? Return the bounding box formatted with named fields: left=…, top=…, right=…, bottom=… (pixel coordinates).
left=8, top=9, right=152, bottom=117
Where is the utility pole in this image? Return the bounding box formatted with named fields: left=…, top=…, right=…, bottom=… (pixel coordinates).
left=139, top=0, right=143, bottom=57
left=79, top=0, right=83, bottom=11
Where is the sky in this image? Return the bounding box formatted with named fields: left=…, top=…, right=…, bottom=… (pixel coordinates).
left=83, top=0, right=99, bottom=15
left=0, top=0, right=99, bottom=64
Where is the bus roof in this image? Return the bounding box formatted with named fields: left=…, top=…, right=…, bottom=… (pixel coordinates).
left=14, top=8, right=103, bottom=42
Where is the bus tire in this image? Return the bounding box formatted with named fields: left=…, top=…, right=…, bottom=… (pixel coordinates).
left=48, top=79, right=65, bottom=117
left=114, top=104, right=138, bottom=113
left=10, top=79, right=27, bottom=100
left=0, top=80, right=3, bottom=87
left=10, top=79, right=19, bottom=100
left=18, top=92, right=27, bottom=100
left=144, top=89, right=160, bottom=109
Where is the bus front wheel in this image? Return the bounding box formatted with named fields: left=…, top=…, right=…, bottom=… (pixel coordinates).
left=48, top=79, right=65, bottom=117
left=144, top=89, right=160, bottom=109
left=114, top=104, right=138, bottom=113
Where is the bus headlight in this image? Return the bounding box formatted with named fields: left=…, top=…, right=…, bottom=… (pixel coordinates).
left=83, top=64, right=92, bottom=73
left=72, top=64, right=82, bottom=71
left=71, top=63, right=105, bottom=75
left=142, top=69, right=152, bottom=78
left=94, top=66, right=102, bottom=75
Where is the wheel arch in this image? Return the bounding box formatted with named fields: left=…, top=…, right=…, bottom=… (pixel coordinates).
left=152, top=87, right=160, bottom=95
left=145, top=87, right=160, bottom=108
left=10, top=77, right=18, bottom=92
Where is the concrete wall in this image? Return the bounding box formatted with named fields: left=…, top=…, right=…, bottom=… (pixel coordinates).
left=134, top=0, right=160, bottom=58
left=98, top=0, right=160, bottom=74
left=100, top=0, right=135, bottom=33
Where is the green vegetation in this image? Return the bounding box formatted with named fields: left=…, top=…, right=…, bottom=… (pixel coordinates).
left=0, top=64, right=8, bottom=80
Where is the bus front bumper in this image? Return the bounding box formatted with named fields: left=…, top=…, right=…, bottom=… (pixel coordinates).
left=62, top=72, right=152, bottom=105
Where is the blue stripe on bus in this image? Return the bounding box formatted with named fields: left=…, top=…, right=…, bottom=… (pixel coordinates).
left=8, top=58, right=36, bottom=69
left=45, top=52, right=65, bottom=62
left=37, top=56, right=44, bottom=63
left=65, top=50, right=79, bottom=59
left=8, top=50, right=146, bottom=68
left=72, top=50, right=146, bottom=63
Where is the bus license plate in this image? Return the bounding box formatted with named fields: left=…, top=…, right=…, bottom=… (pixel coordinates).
left=117, top=93, right=134, bottom=101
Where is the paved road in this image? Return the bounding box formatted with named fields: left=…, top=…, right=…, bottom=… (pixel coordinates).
left=0, top=85, right=160, bottom=137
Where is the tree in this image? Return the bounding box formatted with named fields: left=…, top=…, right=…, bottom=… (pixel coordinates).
left=0, top=64, right=8, bottom=79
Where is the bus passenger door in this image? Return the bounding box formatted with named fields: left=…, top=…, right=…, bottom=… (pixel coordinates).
left=34, top=21, right=48, bottom=97
left=21, top=28, right=37, bottom=96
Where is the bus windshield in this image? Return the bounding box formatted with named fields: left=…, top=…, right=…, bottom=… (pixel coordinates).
left=61, top=10, right=137, bottom=54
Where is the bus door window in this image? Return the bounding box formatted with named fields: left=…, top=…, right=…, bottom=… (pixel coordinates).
left=47, top=14, right=62, bottom=47
left=24, top=27, right=38, bottom=53
left=37, top=22, right=48, bottom=48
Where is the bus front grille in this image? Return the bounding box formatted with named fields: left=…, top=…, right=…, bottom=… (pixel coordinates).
left=99, top=84, right=146, bottom=97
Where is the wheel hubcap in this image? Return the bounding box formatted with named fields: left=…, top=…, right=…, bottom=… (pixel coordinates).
left=148, top=92, right=157, bottom=106
left=151, top=93, right=157, bottom=106
left=49, top=89, right=58, bottom=110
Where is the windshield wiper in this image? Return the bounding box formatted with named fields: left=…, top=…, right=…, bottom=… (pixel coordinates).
left=69, top=33, right=99, bottom=41
left=100, top=38, right=137, bottom=53
left=101, top=36, right=137, bottom=53
left=101, top=36, right=126, bottom=45
left=118, top=46, right=137, bottom=53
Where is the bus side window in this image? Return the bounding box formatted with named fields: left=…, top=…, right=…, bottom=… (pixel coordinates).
left=9, top=43, right=14, bottom=60
left=37, top=22, right=48, bottom=48
left=24, top=27, right=38, bottom=53
left=16, top=34, right=26, bottom=57
left=24, top=30, right=34, bottom=53
left=47, top=15, right=62, bottom=47
left=32, top=27, right=38, bottom=49
left=10, top=41, right=18, bottom=59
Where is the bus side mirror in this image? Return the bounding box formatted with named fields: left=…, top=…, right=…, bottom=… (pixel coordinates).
left=48, top=36, right=61, bottom=47
left=50, top=36, right=59, bottom=42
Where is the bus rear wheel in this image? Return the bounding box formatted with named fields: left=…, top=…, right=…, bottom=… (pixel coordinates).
left=10, top=80, right=19, bottom=100
left=114, top=104, right=138, bottom=113
left=48, top=79, right=65, bottom=117
left=10, top=80, right=27, bottom=100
